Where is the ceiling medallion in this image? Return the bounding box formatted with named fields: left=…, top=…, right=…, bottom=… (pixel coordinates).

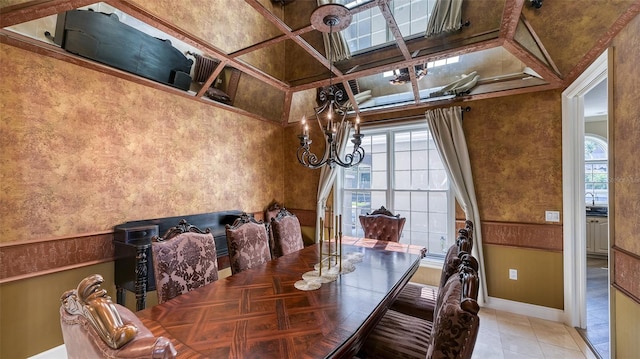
left=298, top=4, right=364, bottom=169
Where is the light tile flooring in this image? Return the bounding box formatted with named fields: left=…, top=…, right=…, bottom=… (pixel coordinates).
left=577, top=256, right=609, bottom=358
left=472, top=308, right=598, bottom=359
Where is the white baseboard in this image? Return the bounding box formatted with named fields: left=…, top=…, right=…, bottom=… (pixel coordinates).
left=483, top=296, right=566, bottom=323
left=28, top=344, right=67, bottom=359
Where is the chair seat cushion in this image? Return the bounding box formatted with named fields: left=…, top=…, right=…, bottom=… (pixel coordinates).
left=357, top=309, right=433, bottom=359
left=390, top=282, right=438, bottom=322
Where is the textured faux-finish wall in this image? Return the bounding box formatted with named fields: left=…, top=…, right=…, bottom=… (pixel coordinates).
left=462, top=89, right=564, bottom=309
left=463, top=90, right=563, bottom=224
left=610, top=11, right=640, bottom=358
left=0, top=43, right=284, bottom=242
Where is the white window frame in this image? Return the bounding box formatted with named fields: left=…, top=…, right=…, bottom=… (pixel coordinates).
left=335, top=120, right=455, bottom=262
left=584, top=134, right=608, bottom=206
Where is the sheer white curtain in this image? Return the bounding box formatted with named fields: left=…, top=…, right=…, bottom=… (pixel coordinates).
left=317, top=0, right=351, bottom=62
left=425, top=0, right=464, bottom=38
left=315, top=122, right=352, bottom=241
left=426, top=106, right=487, bottom=305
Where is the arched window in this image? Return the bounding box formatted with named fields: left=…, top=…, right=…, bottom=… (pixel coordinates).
left=585, top=135, right=608, bottom=206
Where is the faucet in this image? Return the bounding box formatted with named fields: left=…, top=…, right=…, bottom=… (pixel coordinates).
left=586, top=192, right=595, bottom=206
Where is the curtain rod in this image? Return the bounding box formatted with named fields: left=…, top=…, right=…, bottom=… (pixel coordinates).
left=361, top=105, right=472, bottom=128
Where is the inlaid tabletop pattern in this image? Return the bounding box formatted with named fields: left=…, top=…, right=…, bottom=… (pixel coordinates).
left=137, top=241, right=424, bottom=359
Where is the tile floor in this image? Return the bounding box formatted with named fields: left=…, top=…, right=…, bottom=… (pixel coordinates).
left=472, top=308, right=598, bottom=359
left=577, top=256, right=609, bottom=358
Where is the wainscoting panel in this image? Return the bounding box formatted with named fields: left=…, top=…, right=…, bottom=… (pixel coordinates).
left=0, top=232, right=114, bottom=283
left=479, top=221, right=563, bottom=252
left=613, top=246, right=640, bottom=304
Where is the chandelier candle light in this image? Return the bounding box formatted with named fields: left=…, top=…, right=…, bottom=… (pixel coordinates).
left=297, top=3, right=365, bottom=169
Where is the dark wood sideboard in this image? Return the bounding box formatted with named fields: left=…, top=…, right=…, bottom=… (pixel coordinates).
left=113, top=210, right=243, bottom=310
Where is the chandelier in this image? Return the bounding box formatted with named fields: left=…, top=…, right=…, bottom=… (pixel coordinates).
left=297, top=3, right=365, bottom=169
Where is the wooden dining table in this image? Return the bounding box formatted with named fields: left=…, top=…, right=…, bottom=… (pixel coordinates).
left=136, top=237, right=426, bottom=359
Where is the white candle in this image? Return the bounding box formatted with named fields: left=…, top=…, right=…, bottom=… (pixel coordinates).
left=301, top=117, right=307, bottom=136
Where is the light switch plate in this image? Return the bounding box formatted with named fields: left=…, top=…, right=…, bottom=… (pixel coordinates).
left=545, top=210, right=560, bottom=222
left=509, top=269, right=518, bottom=280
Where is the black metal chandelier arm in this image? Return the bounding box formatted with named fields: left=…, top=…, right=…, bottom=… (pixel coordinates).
left=297, top=145, right=328, bottom=169
left=333, top=145, right=365, bottom=168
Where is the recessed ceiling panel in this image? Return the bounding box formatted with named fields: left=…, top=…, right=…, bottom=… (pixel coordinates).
left=514, top=19, right=550, bottom=67
left=234, top=72, right=286, bottom=122
left=237, top=41, right=287, bottom=83
left=133, top=0, right=284, bottom=54
left=419, top=46, right=548, bottom=100
left=285, top=34, right=332, bottom=87
left=352, top=69, right=416, bottom=112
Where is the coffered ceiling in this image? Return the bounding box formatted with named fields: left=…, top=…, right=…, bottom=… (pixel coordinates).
left=1, top=0, right=638, bottom=124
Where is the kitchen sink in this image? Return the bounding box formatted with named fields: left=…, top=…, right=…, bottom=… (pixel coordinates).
left=586, top=206, right=608, bottom=217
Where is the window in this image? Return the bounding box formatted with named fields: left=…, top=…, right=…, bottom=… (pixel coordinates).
left=343, top=0, right=433, bottom=53
left=584, top=135, right=608, bottom=206
left=338, top=122, right=455, bottom=259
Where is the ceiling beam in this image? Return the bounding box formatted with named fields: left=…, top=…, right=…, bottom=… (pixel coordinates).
left=378, top=1, right=421, bottom=103
left=500, top=0, right=526, bottom=40
left=244, top=0, right=343, bottom=78
left=290, top=37, right=504, bottom=93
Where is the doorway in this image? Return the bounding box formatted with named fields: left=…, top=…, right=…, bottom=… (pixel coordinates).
left=581, top=81, right=610, bottom=358
left=562, top=49, right=611, bottom=359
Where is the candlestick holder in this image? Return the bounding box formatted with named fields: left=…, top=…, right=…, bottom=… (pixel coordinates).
left=319, top=214, right=342, bottom=276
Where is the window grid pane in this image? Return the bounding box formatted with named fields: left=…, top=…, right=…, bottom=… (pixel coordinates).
left=345, top=0, right=431, bottom=53
left=342, top=125, right=452, bottom=260
left=584, top=135, right=608, bottom=205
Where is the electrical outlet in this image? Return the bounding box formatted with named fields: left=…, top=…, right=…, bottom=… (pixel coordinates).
left=545, top=210, right=560, bottom=222
left=509, top=269, right=518, bottom=280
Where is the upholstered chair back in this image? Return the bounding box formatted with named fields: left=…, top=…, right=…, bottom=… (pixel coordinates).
left=270, top=208, right=304, bottom=258
left=264, top=201, right=283, bottom=258
left=151, top=220, right=218, bottom=303
left=358, top=206, right=406, bottom=242
left=225, top=213, right=272, bottom=274
left=389, top=227, right=471, bottom=321
left=427, top=254, right=480, bottom=359
left=60, top=274, right=177, bottom=359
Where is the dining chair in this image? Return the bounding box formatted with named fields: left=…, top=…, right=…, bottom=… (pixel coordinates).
left=264, top=200, right=283, bottom=258
left=60, top=274, right=177, bottom=359
left=151, top=219, right=219, bottom=303
left=357, top=253, right=480, bottom=359
left=390, top=226, right=473, bottom=321
left=225, top=213, right=272, bottom=274
left=358, top=205, right=406, bottom=242
left=270, top=207, right=304, bottom=258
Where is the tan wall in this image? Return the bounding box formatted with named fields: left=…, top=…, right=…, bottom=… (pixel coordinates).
left=614, top=289, right=640, bottom=358
left=610, top=10, right=640, bottom=358
left=0, top=263, right=115, bottom=358
left=483, top=245, right=563, bottom=309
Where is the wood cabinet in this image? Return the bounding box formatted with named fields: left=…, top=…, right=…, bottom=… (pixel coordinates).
left=586, top=216, right=608, bottom=256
